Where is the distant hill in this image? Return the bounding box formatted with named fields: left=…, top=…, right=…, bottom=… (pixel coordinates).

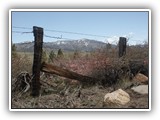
left=15, top=39, right=114, bottom=52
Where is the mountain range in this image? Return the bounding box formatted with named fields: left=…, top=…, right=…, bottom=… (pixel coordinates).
left=15, top=39, right=109, bottom=52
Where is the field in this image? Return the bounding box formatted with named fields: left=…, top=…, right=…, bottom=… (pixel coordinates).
left=11, top=44, right=149, bottom=109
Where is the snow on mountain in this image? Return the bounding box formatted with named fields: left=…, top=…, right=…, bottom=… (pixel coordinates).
left=15, top=38, right=107, bottom=52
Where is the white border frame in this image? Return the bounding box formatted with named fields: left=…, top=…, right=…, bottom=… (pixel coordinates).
left=9, top=9, right=151, bottom=111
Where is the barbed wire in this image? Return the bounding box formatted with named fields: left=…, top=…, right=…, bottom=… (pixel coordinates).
left=44, top=34, right=62, bottom=39
left=12, top=26, right=146, bottom=43
left=12, top=30, right=80, bottom=41
left=12, top=26, right=32, bottom=30
left=12, top=26, right=109, bottom=41
left=44, top=34, right=73, bottom=40
left=12, top=30, right=145, bottom=44
left=13, top=26, right=109, bottom=38
left=45, top=29, right=110, bottom=38
left=12, top=31, right=33, bottom=34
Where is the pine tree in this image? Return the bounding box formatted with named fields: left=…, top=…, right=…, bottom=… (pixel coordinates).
left=106, top=43, right=111, bottom=50
left=12, top=44, right=17, bottom=57
left=73, top=50, right=80, bottom=59
left=49, top=50, right=56, bottom=62
left=57, top=49, right=64, bottom=58
left=42, top=49, right=48, bottom=62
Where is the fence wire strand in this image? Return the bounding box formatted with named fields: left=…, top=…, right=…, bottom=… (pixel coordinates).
left=12, top=26, right=146, bottom=44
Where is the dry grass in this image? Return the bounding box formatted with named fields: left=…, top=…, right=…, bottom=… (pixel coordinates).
left=11, top=44, right=149, bottom=109
left=11, top=53, right=33, bottom=78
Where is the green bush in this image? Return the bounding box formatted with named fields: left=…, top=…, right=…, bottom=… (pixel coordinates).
left=57, top=49, right=64, bottom=58
left=49, top=50, right=56, bottom=62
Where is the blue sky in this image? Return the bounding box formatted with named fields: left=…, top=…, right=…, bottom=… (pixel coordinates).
left=11, top=11, right=149, bottom=45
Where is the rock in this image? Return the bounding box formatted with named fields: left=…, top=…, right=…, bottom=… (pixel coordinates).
left=133, top=73, right=148, bottom=84
left=131, top=85, right=148, bottom=94
left=104, top=89, right=130, bottom=107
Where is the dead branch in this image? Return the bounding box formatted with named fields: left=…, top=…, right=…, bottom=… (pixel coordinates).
left=12, top=72, right=31, bottom=93
left=41, top=62, right=100, bottom=85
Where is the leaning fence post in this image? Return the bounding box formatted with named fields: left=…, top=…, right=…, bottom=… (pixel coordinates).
left=32, top=26, right=43, bottom=96
left=119, top=37, right=127, bottom=58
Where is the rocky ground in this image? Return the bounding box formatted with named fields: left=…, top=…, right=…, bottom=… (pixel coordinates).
left=11, top=74, right=149, bottom=109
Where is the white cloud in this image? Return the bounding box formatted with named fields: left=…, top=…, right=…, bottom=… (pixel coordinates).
left=105, top=36, right=119, bottom=44
left=122, top=32, right=135, bottom=39
left=103, top=32, right=135, bottom=45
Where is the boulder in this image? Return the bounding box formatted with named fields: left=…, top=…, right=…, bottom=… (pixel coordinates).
left=133, top=73, right=148, bottom=84
left=131, top=85, right=148, bottom=94
left=104, top=89, right=130, bottom=107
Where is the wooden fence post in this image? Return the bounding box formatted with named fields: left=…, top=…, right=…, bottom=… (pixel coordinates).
left=32, top=26, right=43, bottom=96
left=119, top=37, right=127, bottom=58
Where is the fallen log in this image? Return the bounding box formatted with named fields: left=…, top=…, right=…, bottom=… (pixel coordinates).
left=41, top=62, right=100, bottom=85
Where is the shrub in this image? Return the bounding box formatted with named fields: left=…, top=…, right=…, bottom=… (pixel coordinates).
left=73, top=50, right=81, bottom=59
left=49, top=50, right=56, bottom=63
left=57, top=49, right=64, bottom=58
left=11, top=53, right=32, bottom=78
left=42, top=49, right=48, bottom=62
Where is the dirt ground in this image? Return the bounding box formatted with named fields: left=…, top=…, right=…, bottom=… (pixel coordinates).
left=11, top=76, right=149, bottom=109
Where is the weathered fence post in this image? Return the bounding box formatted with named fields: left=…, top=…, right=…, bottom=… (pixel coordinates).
left=119, top=37, right=127, bottom=58
left=32, top=26, right=43, bottom=96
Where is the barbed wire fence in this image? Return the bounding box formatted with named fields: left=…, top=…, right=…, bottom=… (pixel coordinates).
left=11, top=26, right=148, bottom=96
left=12, top=26, right=146, bottom=45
